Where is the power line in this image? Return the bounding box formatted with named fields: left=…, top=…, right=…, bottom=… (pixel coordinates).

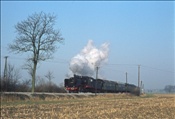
left=104, top=63, right=138, bottom=67
left=141, top=65, right=174, bottom=73
left=1, top=56, right=26, bottom=60
left=103, top=67, right=126, bottom=73
left=1, top=55, right=69, bottom=64
left=1, top=55, right=174, bottom=73
left=104, top=63, right=174, bottom=73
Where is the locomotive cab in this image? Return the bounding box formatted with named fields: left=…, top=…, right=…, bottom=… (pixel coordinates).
left=81, top=76, right=95, bottom=92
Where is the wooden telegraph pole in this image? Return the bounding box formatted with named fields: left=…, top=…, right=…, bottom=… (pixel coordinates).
left=138, top=65, right=140, bottom=88
left=95, top=66, right=99, bottom=96
left=126, top=72, right=128, bottom=93
left=126, top=72, right=128, bottom=84
left=3, top=56, right=8, bottom=79
left=4, top=56, right=8, bottom=91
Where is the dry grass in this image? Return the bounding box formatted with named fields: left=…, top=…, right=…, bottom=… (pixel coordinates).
left=1, top=93, right=175, bottom=119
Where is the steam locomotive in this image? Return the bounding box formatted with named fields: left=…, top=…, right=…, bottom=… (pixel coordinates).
left=64, top=75, right=140, bottom=96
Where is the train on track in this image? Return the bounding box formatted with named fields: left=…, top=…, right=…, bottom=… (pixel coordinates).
left=64, top=75, right=140, bottom=96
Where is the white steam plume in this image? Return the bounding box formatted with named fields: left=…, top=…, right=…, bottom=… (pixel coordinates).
left=69, top=40, right=109, bottom=77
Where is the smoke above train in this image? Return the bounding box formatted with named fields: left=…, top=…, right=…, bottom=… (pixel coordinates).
left=69, top=40, right=109, bottom=77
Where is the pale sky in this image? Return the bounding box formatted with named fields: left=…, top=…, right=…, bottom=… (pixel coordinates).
left=1, top=1, right=174, bottom=89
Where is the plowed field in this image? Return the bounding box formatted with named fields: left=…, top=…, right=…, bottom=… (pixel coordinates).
left=1, top=94, right=175, bottom=119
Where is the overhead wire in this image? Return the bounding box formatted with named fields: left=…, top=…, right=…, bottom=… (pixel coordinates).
left=104, top=63, right=174, bottom=74
left=1, top=55, right=69, bottom=64
left=141, top=65, right=174, bottom=74
left=1, top=55, right=174, bottom=73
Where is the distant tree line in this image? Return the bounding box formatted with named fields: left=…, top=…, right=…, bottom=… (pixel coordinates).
left=164, top=85, right=175, bottom=93
left=0, top=63, right=66, bottom=93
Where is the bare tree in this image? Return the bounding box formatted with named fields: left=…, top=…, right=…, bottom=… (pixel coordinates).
left=45, top=71, right=54, bottom=92
left=7, top=63, right=21, bottom=85
left=45, top=71, right=54, bottom=82
left=8, top=12, right=64, bottom=93
left=164, top=85, right=175, bottom=93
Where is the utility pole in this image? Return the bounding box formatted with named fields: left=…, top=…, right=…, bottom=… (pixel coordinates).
left=126, top=72, right=128, bottom=84
left=126, top=72, right=128, bottom=93
left=95, top=66, right=99, bottom=96
left=3, top=56, right=8, bottom=79
left=3, top=56, right=8, bottom=92
left=142, top=84, right=144, bottom=94
left=138, top=65, right=140, bottom=88
left=140, top=80, right=143, bottom=94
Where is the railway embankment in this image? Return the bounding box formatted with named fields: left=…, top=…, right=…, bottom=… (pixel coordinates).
left=0, top=92, right=145, bottom=102
left=1, top=92, right=97, bottom=102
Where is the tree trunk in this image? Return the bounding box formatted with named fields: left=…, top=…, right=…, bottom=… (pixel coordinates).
left=32, top=62, right=37, bottom=93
